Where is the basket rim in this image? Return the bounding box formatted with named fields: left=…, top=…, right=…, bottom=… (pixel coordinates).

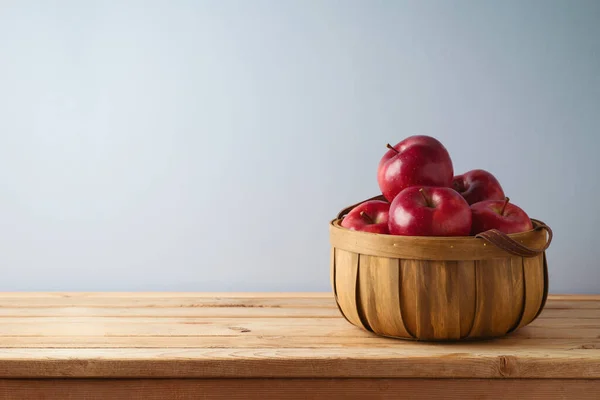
left=331, top=217, right=542, bottom=239
left=329, top=217, right=549, bottom=260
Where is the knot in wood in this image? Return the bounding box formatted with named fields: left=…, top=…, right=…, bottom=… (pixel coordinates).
left=497, top=355, right=518, bottom=377
left=229, top=326, right=251, bottom=333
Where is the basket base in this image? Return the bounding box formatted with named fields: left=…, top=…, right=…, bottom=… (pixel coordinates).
left=354, top=325, right=519, bottom=342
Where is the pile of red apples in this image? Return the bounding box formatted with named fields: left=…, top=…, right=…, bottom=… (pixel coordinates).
left=341, top=135, right=533, bottom=236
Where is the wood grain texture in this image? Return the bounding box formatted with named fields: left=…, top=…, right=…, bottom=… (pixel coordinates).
left=0, top=306, right=341, bottom=318
left=1, top=379, right=599, bottom=400
left=416, top=260, right=462, bottom=340
left=1, top=336, right=599, bottom=349
left=348, top=256, right=530, bottom=340
left=2, top=347, right=600, bottom=379
left=468, top=258, right=525, bottom=338
left=397, top=259, right=416, bottom=338
left=1, top=295, right=593, bottom=309
left=0, top=296, right=336, bottom=308
left=0, top=293, right=598, bottom=380
left=457, top=260, right=477, bottom=337
left=356, top=255, right=410, bottom=337
left=0, top=292, right=595, bottom=300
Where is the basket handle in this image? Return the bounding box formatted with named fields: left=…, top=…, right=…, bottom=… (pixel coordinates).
left=475, top=219, right=553, bottom=257
left=337, top=194, right=387, bottom=219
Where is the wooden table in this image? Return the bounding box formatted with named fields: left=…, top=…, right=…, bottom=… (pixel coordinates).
left=0, top=293, right=599, bottom=399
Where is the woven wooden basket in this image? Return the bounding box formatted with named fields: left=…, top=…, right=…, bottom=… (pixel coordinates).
left=330, top=195, right=553, bottom=341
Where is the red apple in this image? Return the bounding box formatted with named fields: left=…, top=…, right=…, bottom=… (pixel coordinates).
left=388, top=186, right=471, bottom=236
left=453, top=169, right=505, bottom=205
left=377, top=135, right=454, bottom=202
left=341, top=200, right=390, bottom=234
left=470, top=197, right=533, bottom=235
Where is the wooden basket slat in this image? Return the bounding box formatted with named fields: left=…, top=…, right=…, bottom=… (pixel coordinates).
left=357, top=255, right=410, bottom=337
left=506, top=256, right=527, bottom=335
left=534, top=252, right=550, bottom=320
left=331, top=248, right=353, bottom=327
left=456, top=261, right=477, bottom=338
left=468, top=258, right=524, bottom=338
left=330, top=248, right=336, bottom=295
left=518, top=253, right=546, bottom=329
left=333, top=249, right=365, bottom=329
left=330, top=213, right=551, bottom=341
left=354, top=260, right=374, bottom=333
left=399, top=260, right=419, bottom=338
left=418, top=260, right=462, bottom=340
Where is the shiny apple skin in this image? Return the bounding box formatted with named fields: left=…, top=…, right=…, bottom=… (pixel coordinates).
left=453, top=169, right=505, bottom=205
left=377, top=135, right=454, bottom=202
left=388, top=186, right=471, bottom=236
left=470, top=199, right=533, bottom=235
left=341, top=200, right=390, bottom=234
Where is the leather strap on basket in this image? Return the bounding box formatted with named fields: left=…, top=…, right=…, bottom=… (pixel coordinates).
left=336, top=194, right=387, bottom=219
left=475, top=219, right=553, bottom=257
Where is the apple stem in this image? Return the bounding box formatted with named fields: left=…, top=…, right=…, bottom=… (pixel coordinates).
left=360, top=211, right=374, bottom=224
left=500, top=197, right=510, bottom=216
left=419, top=188, right=431, bottom=207
left=386, top=143, right=399, bottom=154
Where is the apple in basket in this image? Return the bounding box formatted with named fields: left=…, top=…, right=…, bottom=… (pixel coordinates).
left=452, top=169, right=505, bottom=205
left=388, top=186, right=471, bottom=236
left=340, top=200, right=390, bottom=234
left=377, top=135, right=454, bottom=203
left=470, top=197, right=533, bottom=235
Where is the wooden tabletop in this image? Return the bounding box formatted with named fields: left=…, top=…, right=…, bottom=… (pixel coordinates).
left=0, top=293, right=599, bottom=399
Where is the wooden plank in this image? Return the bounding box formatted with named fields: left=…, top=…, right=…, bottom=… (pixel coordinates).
left=0, top=307, right=341, bottom=318
left=0, top=305, right=596, bottom=319
left=0, top=306, right=596, bottom=319
left=527, top=318, right=600, bottom=328
left=0, top=297, right=337, bottom=308
left=0, top=348, right=599, bottom=378
left=542, top=300, right=600, bottom=309
left=0, top=379, right=599, bottom=400
left=544, top=295, right=600, bottom=301
left=0, top=317, right=364, bottom=337
left=0, top=316, right=597, bottom=338
left=0, top=347, right=597, bottom=360
left=0, top=293, right=598, bottom=381
left=0, top=295, right=595, bottom=310
left=509, top=326, right=600, bottom=339
left=0, top=292, right=595, bottom=301
left=0, top=336, right=599, bottom=349
left=536, top=308, right=600, bottom=319
left=0, top=293, right=332, bottom=298
left=0, top=292, right=594, bottom=303
left=7, top=325, right=592, bottom=339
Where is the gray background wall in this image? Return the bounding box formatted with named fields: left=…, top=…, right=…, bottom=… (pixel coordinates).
left=0, top=0, right=598, bottom=293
